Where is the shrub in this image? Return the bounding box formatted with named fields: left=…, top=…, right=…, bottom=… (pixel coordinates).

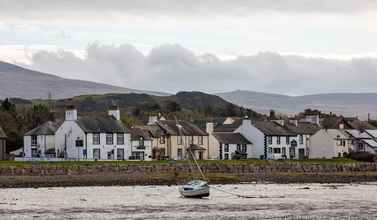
left=347, top=151, right=376, bottom=162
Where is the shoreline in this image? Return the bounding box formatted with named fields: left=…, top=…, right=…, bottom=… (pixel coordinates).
left=1, top=160, right=377, bottom=188
left=2, top=172, right=377, bottom=188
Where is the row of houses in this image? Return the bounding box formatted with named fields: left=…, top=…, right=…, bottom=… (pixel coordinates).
left=13, top=107, right=377, bottom=161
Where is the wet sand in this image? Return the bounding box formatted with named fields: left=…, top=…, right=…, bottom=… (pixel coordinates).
left=1, top=183, right=377, bottom=219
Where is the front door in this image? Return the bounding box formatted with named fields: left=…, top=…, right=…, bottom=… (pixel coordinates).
left=298, top=149, right=305, bottom=160
left=117, top=148, right=124, bottom=160
left=198, top=151, right=203, bottom=160
left=93, top=149, right=100, bottom=160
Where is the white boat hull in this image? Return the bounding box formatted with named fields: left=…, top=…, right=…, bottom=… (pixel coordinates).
left=179, top=180, right=210, bottom=198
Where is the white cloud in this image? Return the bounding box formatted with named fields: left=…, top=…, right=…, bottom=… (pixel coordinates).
left=26, top=43, right=377, bottom=95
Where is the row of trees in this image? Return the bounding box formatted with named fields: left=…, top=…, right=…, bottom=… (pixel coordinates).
left=0, top=98, right=54, bottom=152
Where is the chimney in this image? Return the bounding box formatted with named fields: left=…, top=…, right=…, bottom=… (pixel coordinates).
left=339, top=123, right=345, bottom=130
left=148, top=116, right=159, bottom=125
left=242, top=115, right=251, bottom=126
left=108, top=106, right=121, bottom=121
left=289, top=119, right=298, bottom=127
left=65, top=106, right=78, bottom=121
left=206, top=122, right=214, bottom=134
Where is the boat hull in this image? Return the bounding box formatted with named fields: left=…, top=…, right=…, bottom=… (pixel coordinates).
left=180, top=185, right=210, bottom=198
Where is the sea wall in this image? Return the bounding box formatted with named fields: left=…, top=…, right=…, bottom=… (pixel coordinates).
left=1, top=162, right=377, bottom=188
left=1, top=162, right=377, bottom=176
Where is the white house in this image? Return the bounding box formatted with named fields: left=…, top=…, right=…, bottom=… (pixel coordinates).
left=309, top=129, right=353, bottom=159
left=23, top=121, right=62, bottom=158
left=206, top=122, right=253, bottom=160
left=54, top=107, right=131, bottom=160
left=129, top=127, right=153, bottom=161
left=345, top=129, right=377, bottom=154
left=235, top=118, right=318, bottom=160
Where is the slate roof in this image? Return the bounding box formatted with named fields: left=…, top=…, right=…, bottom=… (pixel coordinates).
left=285, top=122, right=320, bottom=135
left=156, top=120, right=207, bottom=136
left=213, top=132, right=252, bottom=145
left=130, top=127, right=152, bottom=140
left=76, top=116, right=128, bottom=133
left=0, top=126, right=6, bottom=139
left=24, top=120, right=63, bottom=136
left=137, top=125, right=165, bottom=138
left=253, top=121, right=297, bottom=136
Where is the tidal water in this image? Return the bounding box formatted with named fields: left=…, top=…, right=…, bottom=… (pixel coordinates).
left=0, top=183, right=377, bottom=219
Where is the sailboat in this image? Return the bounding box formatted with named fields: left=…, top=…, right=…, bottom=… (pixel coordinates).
left=175, top=120, right=210, bottom=198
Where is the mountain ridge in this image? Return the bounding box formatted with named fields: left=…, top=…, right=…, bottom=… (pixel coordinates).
left=216, top=90, right=377, bottom=118
left=0, top=61, right=168, bottom=99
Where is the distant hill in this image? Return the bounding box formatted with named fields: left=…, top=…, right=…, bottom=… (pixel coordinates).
left=0, top=61, right=168, bottom=99
left=47, top=91, right=262, bottom=119
left=216, top=90, right=377, bottom=118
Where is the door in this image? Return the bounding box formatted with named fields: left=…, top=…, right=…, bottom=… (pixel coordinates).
left=298, top=149, right=305, bottom=160
left=117, top=148, right=124, bottom=160
left=93, top=149, right=100, bottom=160
left=198, top=151, right=203, bottom=160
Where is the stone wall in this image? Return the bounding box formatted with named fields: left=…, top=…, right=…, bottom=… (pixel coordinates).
left=1, top=162, right=376, bottom=176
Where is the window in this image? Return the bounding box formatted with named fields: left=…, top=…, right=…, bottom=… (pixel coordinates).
left=219, top=144, right=223, bottom=160
left=277, top=136, right=281, bottom=145
left=31, top=136, right=37, bottom=146
left=117, top=133, right=124, bottom=145
left=93, top=133, right=100, bottom=145
left=107, top=150, right=114, bottom=160
left=267, top=136, right=272, bottom=145
left=237, top=144, right=241, bottom=151
left=242, top=144, right=247, bottom=153
left=131, top=152, right=145, bottom=160
left=106, top=133, right=114, bottom=145
left=273, top=148, right=281, bottom=154
left=224, top=144, right=229, bottom=152
left=299, top=135, right=304, bottom=144
left=178, top=136, right=183, bottom=145
left=358, top=143, right=364, bottom=151
left=160, top=136, right=165, bottom=144
left=224, top=153, right=229, bottom=160
left=198, top=136, right=203, bottom=145
left=268, top=147, right=272, bottom=153
left=286, top=136, right=290, bottom=145
left=139, top=137, right=145, bottom=148
left=75, top=139, right=84, bottom=147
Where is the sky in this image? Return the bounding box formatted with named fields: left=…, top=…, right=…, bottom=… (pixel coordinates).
left=1, top=0, right=377, bottom=95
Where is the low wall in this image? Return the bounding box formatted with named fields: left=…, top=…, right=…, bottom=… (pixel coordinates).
left=1, top=162, right=377, bottom=188
left=1, top=162, right=377, bottom=176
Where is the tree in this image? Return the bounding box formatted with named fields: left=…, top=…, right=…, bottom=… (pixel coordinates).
left=25, top=104, right=54, bottom=129
left=1, top=98, right=16, bottom=112
left=166, top=101, right=181, bottom=112
left=269, top=110, right=277, bottom=120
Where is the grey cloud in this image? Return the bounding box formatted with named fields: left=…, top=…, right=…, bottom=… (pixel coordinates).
left=0, top=0, right=376, bottom=18
left=28, top=43, right=377, bottom=95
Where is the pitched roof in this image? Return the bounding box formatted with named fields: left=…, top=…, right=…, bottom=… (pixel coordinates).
left=76, top=116, right=127, bottom=133
left=138, top=125, right=164, bottom=138
left=285, top=122, right=320, bottom=135
left=156, top=120, right=207, bottom=136
left=130, top=127, right=152, bottom=140
left=24, top=120, right=63, bottom=136
left=213, top=132, right=251, bottom=145
left=253, top=121, right=297, bottom=136
left=345, top=129, right=372, bottom=139
left=0, top=126, right=6, bottom=139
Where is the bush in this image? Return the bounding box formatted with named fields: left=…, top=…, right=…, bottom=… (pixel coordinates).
left=347, top=152, right=376, bottom=162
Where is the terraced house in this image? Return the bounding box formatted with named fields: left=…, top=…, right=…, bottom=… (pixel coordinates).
left=55, top=107, right=130, bottom=160
left=142, top=118, right=209, bottom=160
